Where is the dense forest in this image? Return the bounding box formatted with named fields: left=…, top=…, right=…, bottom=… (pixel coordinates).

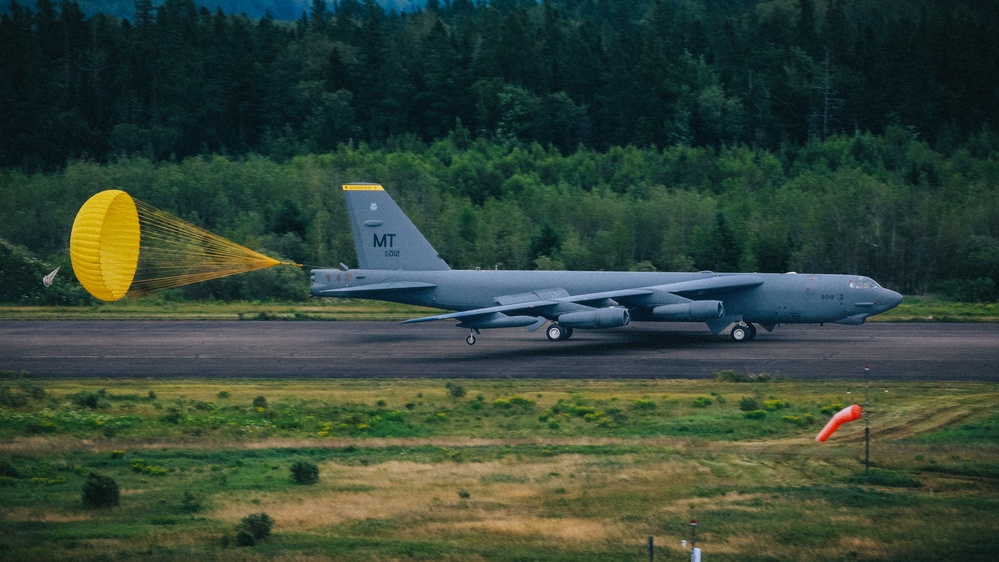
left=1, top=0, right=997, bottom=304
left=3, top=134, right=998, bottom=303
left=3, top=0, right=998, bottom=168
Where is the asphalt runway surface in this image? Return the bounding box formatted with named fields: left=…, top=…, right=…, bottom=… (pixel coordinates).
left=1, top=321, right=997, bottom=380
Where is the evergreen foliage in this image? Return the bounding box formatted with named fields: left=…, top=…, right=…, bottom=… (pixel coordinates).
left=0, top=1, right=997, bottom=301
left=1, top=0, right=997, bottom=170
left=81, top=472, right=120, bottom=508
left=289, top=459, right=319, bottom=484
left=236, top=512, right=274, bottom=545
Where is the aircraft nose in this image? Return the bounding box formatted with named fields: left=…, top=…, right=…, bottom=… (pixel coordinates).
left=883, top=289, right=903, bottom=310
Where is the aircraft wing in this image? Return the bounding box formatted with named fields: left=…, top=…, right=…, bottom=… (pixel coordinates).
left=646, top=274, right=765, bottom=296
left=400, top=300, right=561, bottom=324
left=402, top=274, right=764, bottom=327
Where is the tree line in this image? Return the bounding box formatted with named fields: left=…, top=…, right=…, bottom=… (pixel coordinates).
left=2, top=132, right=997, bottom=303
left=2, top=0, right=998, bottom=170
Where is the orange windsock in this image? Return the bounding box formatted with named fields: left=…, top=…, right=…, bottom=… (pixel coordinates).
left=815, top=404, right=863, bottom=442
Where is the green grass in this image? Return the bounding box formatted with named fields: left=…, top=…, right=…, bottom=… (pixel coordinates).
left=0, top=298, right=443, bottom=321
left=1, top=377, right=998, bottom=561
left=1, top=293, right=995, bottom=321
left=879, top=295, right=999, bottom=322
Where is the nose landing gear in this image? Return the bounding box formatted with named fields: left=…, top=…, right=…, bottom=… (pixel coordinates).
left=466, top=329, right=480, bottom=345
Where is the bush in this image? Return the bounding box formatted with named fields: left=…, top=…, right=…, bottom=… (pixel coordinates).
left=744, top=409, right=767, bottom=420
left=0, top=375, right=45, bottom=407
left=782, top=414, right=815, bottom=426
left=252, top=396, right=268, bottom=409
left=82, top=472, right=120, bottom=508
left=180, top=490, right=201, bottom=513
left=692, top=396, right=712, bottom=408
left=0, top=459, right=20, bottom=478
left=236, top=512, right=274, bottom=546
left=631, top=398, right=656, bottom=410
left=445, top=381, right=466, bottom=398
left=290, top=459, right=319, bottom=485
left=738, top=396, right=760, bottom=411
left=69, top=389, right=110, bottom=410
left=763, top=399, right=789, bottom=411
left=820, top=403, right=846, bottom=416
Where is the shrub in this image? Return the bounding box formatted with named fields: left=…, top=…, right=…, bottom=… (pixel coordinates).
left=820, top=403, right=845, bottom=416
left=744, top=409, right=767, bottom=420
left=445, top=381, right=466, bottom=398
left=692, top=396, right=712, bottom=408
left=739, top=397, right=760, bottom=411
left=181, top=490, right=201, bottom=513
left=0, top=459, right=20, bottom=478
left=236, top=512, right=274, bottom=546
left=70, top=389, right=110, bottom=410
left=763, top=399, right=789, bottom=411
left=631, top=398, right=656, bottom=410
left=290, top=459, right=319, bottom=485
left=252, top=396, right=268, bottom=409
left=782, top=414, right=815, bottom=426
left=0, top=376, right=45, bottom=407
left=457, top=490, right=471, bottom=499
left=508, top=395, right=535, bottom=408
left=82, top=472, right=120, bottom=508
left=235, top=528, right=257, bottom=546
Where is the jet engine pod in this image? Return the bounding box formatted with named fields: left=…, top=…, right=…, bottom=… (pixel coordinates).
left=652, top=300, right=724, bottom=321
left=558, top=308, right=630, bottom=329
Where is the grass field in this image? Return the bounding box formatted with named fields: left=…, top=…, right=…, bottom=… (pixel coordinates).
left=0, top=294, right=996, bottom=321
left=1, top=374, right=997, bottom=561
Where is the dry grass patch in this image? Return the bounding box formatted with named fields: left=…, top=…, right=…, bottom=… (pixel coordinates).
left=2, top=506, right=92, bottom=523
left=424, top=516, right=617, bottom=542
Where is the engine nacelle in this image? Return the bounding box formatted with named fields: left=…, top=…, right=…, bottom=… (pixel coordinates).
left=459, top=313, right=541, bottom=330
left=652, top=300, right=724, bottom=321
left=558, top=308, right=630, bottom=329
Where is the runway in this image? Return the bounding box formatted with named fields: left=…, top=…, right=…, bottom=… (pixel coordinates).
left=1, top=321, right=996, bottom=380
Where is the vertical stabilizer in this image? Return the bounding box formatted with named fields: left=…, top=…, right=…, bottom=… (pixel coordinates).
left=342, top=183, right=450, bottom=271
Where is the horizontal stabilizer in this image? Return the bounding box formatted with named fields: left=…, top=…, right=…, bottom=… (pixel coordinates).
left=317, top=281, right=436, bottom=297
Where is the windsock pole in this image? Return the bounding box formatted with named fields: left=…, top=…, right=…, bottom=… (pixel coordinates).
left=864, top=366, right=871, bottom=473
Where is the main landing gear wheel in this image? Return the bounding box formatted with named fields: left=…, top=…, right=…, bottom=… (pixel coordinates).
left=546, top=323, right=573, bottom=342
left=730, top=323, right=758, bottom=342
left=466, top=333, right=476, bottom=345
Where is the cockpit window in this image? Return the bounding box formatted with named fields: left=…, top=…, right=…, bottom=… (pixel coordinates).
left=849, top=278, right=878, bottom=289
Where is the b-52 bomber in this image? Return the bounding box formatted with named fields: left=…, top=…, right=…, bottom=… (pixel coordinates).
left=310, top=184, right=903, bottom=345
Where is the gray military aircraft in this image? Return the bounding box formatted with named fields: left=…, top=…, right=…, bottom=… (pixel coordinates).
left=310, top=183, right=903, bottom=345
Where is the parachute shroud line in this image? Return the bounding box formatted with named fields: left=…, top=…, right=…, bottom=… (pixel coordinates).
left=70, top=190, right=296, bottom=302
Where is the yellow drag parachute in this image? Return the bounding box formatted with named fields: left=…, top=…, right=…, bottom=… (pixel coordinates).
left=70, top=190, right=294, bottom=302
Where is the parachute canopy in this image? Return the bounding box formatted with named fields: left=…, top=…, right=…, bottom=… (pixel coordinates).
left=70, top=190, right=294, bottom=302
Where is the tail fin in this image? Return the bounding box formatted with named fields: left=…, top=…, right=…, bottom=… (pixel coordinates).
left=342, top=183, right=450, bottom=271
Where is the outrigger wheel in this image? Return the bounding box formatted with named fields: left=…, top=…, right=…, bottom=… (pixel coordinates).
left=730, top=322, right=758, bottom=342
left=546, top=323, right=573, bottom=341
